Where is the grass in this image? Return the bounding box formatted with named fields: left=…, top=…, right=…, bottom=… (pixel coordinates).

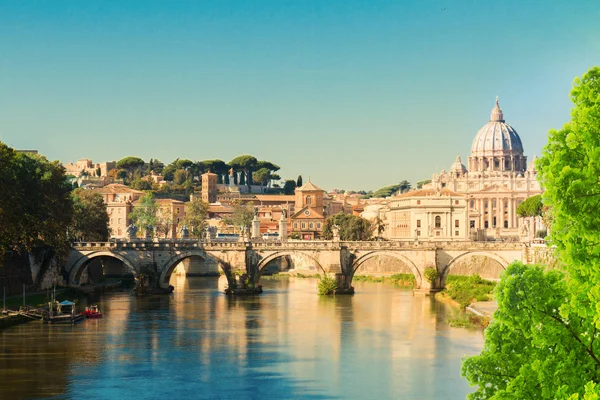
left=2, top=287, right=83, bottom=310
left=444, top=274, right=497, bottom=310
left=352, top=273, right=415, bottom=288
left=448, top=313, right=490, bottom=329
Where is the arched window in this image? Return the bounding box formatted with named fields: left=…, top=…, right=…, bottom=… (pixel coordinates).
left=301, top=222, right=306, bottom=229
left=293, top=223, right=298, bottom=229
left=309, top=222, right=314, bottom=229
left=306, top=196, right=312, bottom=205
left=435, top=216, right=441, bottom=228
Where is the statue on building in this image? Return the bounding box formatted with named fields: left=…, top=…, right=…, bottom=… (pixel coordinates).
left=281, top=208, right=287, bottom=219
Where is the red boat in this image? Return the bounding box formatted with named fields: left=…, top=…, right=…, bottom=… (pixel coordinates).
left=85, top=305, right=103, bottom=319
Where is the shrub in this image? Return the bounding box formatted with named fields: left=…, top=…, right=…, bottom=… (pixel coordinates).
left=424, top=267, right=439, bottom=284
left=317, top=274, right=337, bottom=295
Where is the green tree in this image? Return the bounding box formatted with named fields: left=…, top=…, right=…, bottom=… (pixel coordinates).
left=95, top=167, right=101, bottom=177
left=322, top=213, right=373, bottom=241
left=202, top=159, right=228, bottom=183
left=416, top=179, right=431, bottom=189
left=464, top=67, right=600, bottom=399
left=182, top=198, right=209, bottom=238
left=516, top=194, right=543, bottom=217
left=297, top=175, right=303, bottom=187
left=69, top=189, right=109, bottom=242
left=372, top=184, right=402, bottom=198
left=173, top=169, right=187, bottom=185
left=222, top=200, right=254, bottom=237
left=252, top=168, right=272, bottom=186
left=229, top=155, right=258, bottom=187
left=129, top=193, right=158, bottom=237
left=283, top=180, right=297, bottom=195
left=130, top=179, right=152, bottom=191
left=116, top=156, right=145, bottom=182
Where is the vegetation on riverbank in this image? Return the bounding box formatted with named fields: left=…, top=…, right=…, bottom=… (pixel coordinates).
left=352, top=273, right=415, bottom=288
left=3, top=287, right=83, bottom=310
left=317, top=274, right=338, bottom=295
left=444, top=274, right=496, bottom=310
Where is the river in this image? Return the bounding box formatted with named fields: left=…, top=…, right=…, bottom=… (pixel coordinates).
left=0, top=276, right=483, bottom=399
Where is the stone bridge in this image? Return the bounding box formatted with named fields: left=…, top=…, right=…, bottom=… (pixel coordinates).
left=65, top=240, right=552, bottom=293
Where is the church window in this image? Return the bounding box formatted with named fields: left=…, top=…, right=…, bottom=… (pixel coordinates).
left=306, top=196, right=312, bottom=205
left=416, top=200, right=421, bottom=205
left=493, top=217, right=497, bottom=227
left=301, top=222, right=306, bottom=229
left=416, top=220, right=421, bottom=228
left=484, top=221, right=489, bottom=228
left=455, top=220, right=459, bottom=228
left=435, top=216, right=441, bottom=228
left=470, top=220, right=475, bottom=228
left=470, top=200, right=474, bottom=208
left=504, top=221, right=508, bottom=228
left=293, top=223, right=298, bottom=229
left=494, top=160, right=500, bottom=169
left=309, top=222, right=314, bottom=229
left=492, top=199, right=497, bottom=208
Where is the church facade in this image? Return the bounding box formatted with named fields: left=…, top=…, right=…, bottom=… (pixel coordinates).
left=423, top=99, right=542, bottom=240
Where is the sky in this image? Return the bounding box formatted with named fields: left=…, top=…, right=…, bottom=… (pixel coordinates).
left=1, top=0, right=599, bottom=191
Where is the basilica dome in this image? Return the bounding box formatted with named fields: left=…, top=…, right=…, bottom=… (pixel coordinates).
left=470, top=99, right=523, bottom=156
left=450, top=155, right=467, bottom=174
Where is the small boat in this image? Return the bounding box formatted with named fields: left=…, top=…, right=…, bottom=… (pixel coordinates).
left=44, top=300, right=85, bottom=324
left=85, top=305, right=103, bottom=319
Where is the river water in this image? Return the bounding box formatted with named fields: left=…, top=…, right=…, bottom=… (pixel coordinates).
left=0, top=276, right=483, bottom=400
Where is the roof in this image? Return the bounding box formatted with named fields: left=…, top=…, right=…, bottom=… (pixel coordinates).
left=291, top=206, right=325, bottom=220
left=94, top=184, right=145, bottom=195
left=208, top=205, right=234, bottom=213
left=395, top=189, right=463, bottom=198
left=296, top=180, right=324, bottom=192
left=254, top=195, right=295, bottom=202
left=59, top=300, right=76, bottom=306
left=470, top=99, right=523, bottom=156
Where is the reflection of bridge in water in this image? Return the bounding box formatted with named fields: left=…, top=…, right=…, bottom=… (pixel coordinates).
left=66, top=240, right=553, bottom=293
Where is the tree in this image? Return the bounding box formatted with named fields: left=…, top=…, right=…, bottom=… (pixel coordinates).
left=69, top=189, right=109, bottom=242
left=229, top=155, right=258, bottom=187
left=183, top=198, right=209, bottom=238
left=283, top=180, right=297, bottom=195
left=372, top=184, right=402, bottom=198
left=516, top=194, right=543, bottom=217
left=146, top=158, right=165, bottom=175
left=297, top=175, right=303, bottom=187
left=252, top=168, right=271, bottom=186
left=129, top=193, right=158, bottom=237
left=416, top=179, right=431, bottom=189
left=257, top=160, right=281, bottom=187
left=202, top=159, right=228, bottom=183
left=222, top=200, right=254, bottom=237
left=464, top=67, right=600, bottom=398
left=95, top=167, right=101, bottom=177
left=322, top=213, right=373, bottom=241
left=130, top=179, right=152, bottom=191
left=116, top=156, right=145, bottom=182
left=173, top=169, right=187, bottom=185
left=155, top=209, right=174, bottom=238
left=0, top=143, right=74, bottom=264
left=398, top=180, right=411, bottom=193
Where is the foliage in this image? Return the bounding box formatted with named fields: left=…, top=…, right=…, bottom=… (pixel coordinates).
left=462, top=263, right=600, bottom=399
left=372, top=181, right=411, bottom=198
left=229, top=155, right=258, bottom=186
left=130, top=179, right=152, bottom=191
left=423, top=267, right=439, bottom=284
left=297, top=175, right=303, bottom=187
left=317, top=274, right=337, bottom=295
left=173, top=169, right=187, bottom=185
left=283, top=180, right=297, bottom=195
left=222, top=200, right=254, bottom=236
left=445, top=274, right=495, bottom=309
left=322, top=212, right=373, bottom=241
left=516, top=194, right=543, bottom=217
left=183, top=198, right=209, bottom=238
left=416, top=179, right=431, bottom=189
left=146, top=158, right=164, bottom=174
left=95, top=167, right=101, bottom=177
left=352, top=273, right=415, bottom=287
left=129, top=193, right=158, bottom=236
left=116, top=156, right=145, bottom=181
left=0, top=143, right=74, bottom=260
left=69, top=189, right=109, bottom=242
left=155, top=208, right=174, bottom=238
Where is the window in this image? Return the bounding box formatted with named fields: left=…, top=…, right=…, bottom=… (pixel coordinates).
left=176, top=208, right=180, bottom=213
left=436, top=231, right=440, bottom=236
left=293, top=223, right=298, bottom=229
left=441, top=183, right=446, bottom=188
left=504, top=220, right=508, bottom=228
left=416, top=200, right=421, bottom=205
left=118, top=218, right=121, bottom=224
left=455, top=200, right=459, bottom=205
left=416, top=220, right=421, bottom=228
left=455, top=231, right=459, bottom=236
left=417, top=230, right=421, bottom=236
left=484, top=221, right=489, bottom=228
left=492, top=199, right=497, bottom=208
left=301, top=222, right=306, bottom=229
left=309, top=222, right=314, bottom=229
left=306, top=196, right=312, bottom=205
left=470, top=220, right=475, bottom=228
left=455, top=219, right=459, bottom=228
left=435, top=216, right=441, bottom=228
left=470, top=200, right=474, bottom=208
left=493, top=217, right=497, bottom=227
left=317, top=223, right=321, bottom=229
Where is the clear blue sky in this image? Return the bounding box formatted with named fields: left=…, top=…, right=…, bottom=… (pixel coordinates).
left=1, top=0, right=598, bottom=191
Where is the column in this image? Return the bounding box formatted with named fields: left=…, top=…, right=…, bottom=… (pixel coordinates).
left=488, top=199, right=493, bottom=229
left=479, top=199, right=484, bottom=229
left=498, top=198, right=503, bottom=230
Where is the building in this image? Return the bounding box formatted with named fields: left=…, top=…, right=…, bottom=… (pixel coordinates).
left=423, top=98, right=542, bottom=240
left=290, top=180, right=327, bottom=240
left=93, top=184, right=145, bottom=238
left=201, top=172, right=218, bottom=204
left=139, top=198, right=185, bottom=238
left=385, top=189, right=467, bottom=240
left=64, top=158, right=116, bottom=178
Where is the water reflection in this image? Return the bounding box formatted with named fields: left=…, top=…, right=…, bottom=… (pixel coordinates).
left=0, top=277, right=482, bottom=399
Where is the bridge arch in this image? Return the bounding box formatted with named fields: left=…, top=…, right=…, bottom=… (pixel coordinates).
left=159, top=250, right=222, bottom=284
left=69, top=251, right=137, bottom=286
left=351, top=251, right=422, bottom=288
left=256, top=251, right=326, bottom=277
left=440, top=251, right=510, bottom=287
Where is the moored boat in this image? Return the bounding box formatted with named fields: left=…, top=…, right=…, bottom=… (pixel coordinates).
left=44, top=300, right=85, bottom=324
left=85, top=305, right=103, bottom=319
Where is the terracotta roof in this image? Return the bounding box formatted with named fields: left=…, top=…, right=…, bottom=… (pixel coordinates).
left=94, top=184, right=145, bottom=195
left=155, top=198, right=184, bottom=204
left=254, top=195, right=295, bottom=202
left=208, top=205, right=234, bottom=213
left=296, top=180, right=324, bottom=192
left=395, top=189, right=463, bottom=198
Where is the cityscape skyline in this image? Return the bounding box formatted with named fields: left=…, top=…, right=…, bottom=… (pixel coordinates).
left=1, top=0, right=599, bottom=190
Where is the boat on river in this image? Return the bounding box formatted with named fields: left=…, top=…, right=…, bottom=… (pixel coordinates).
left=44, top=300, right=85, bottom=324
left=85, top=305, right=103, bottom=319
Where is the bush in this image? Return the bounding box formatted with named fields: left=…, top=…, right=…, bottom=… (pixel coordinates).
left=424, top=267, right=439, bottom=284
left=317, top=274, right=337, bottom=295
left=445, top=274, right=496, bottom=309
